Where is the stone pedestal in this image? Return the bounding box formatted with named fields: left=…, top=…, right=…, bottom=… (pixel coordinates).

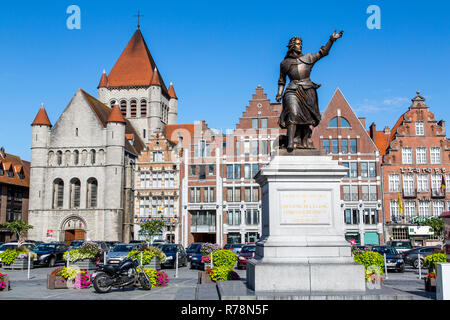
left=246, top=153, right=365, bottom=293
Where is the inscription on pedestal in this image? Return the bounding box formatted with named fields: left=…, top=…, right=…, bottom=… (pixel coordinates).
left=279, top=190, right=332, bottom=225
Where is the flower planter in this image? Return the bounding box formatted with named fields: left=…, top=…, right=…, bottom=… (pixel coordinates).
left=3, top=259, right=34, bottom=270
left=425, top=277, right=437, bottom=292
left=71, top=259, right=97, bottom=270
left=144, top=257, right=161, bottom=270
left=47, top=274, right=69, bottom=290
left=198, top=271, right=214, bottom=284
left=0, top=275, right=10, bottom=292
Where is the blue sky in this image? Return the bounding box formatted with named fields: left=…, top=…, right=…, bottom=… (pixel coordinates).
left=1, top=0, right=449, bottom=160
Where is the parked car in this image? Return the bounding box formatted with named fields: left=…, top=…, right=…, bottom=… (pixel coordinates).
left=159, top=244, right=188, bottom=268
left=189, top=252, right=205, bottom=270
left=237, top=245, right=256, bottom=270
left=230, top=244, right=245, bottom=255
left=152, top=239, right=168, bottom=246
left=402, top=246, right=441, bottom=269
left=186, top=242, right=203, bottom=261
left=105, top=241, right=119, bottom=251
left=32, top=242, right=68, bottom=267
left=387, top=240, right=413, bottom=253
left=68, top=240, right=84, bottom=250
left=371, top=246, right=405, bottom=272
left=106, top=243, right=141, bottom=265
left=0, top=242, right=36, bottom=266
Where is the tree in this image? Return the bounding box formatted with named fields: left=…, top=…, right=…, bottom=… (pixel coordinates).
left=421, top=217, right=444, bottom=242
left=138, top=220, right=165, bottom=244
left=4, top=220, right=33, bottom=245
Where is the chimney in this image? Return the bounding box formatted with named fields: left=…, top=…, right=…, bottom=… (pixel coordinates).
left=369, top=123, right=376, bottom=141
left=384, top=126, right=391, bottom=135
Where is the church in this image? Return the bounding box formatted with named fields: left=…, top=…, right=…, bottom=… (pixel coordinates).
left=27, top=27, right=179, bottom=243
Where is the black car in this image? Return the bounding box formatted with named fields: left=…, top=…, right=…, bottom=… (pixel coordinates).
left=32, top=242, right=68, bottom=267
left=186, top=243, right=203, bottom=261
left=401, top=246, right=441, bottom=269
left=69, top=240, right=84, bottom=250
left=371, top=246, right=405, bottom=272
left=159, top=244, right=188, bottom=268
left=189, top=252, right=205, bottom=270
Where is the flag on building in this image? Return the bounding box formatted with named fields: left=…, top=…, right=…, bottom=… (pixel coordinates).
left=398, top=192, right=403, bottom=215
left=441, top=175, right=446, bottom=193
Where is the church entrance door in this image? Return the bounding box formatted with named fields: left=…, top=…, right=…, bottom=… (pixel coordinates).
left=64, top=229, right=86, bottom=246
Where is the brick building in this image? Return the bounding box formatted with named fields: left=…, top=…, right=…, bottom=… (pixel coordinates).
left=370, top=91, right=450, bottom=246
left=312, top=89, right=384, bottom=246
left=134, top=130, right=182, bottom=243
left=0, top=147, right=30, bottom=242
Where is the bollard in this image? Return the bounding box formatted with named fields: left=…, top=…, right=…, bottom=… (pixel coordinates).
left=175, top=251, right=179, bottom=278
left=140, top=252, right=143, bottom=268
left=104, top=251, right=107, bottom=264
left=27, top=252, right=31, bottom=280
left=418, top=253, right=422, bottom=280
left=384, top=253, right=388, bottom=280
left=67, top=252, right=70, bottom=268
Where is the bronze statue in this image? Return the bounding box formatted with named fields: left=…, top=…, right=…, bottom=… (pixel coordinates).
left=276, top=30, right=344, bottom=152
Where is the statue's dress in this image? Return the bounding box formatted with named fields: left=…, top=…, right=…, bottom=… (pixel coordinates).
left=278, top=37, right=336, bottom=129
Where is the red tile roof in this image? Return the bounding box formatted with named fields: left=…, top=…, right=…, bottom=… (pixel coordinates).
left=164, top=124, right=195, bottom=145
left=107, top=105, right=126, bottom=124
left=32, top=107, right=52, bottom=126
left=168, top=83, right=177, bottom=99
left=97, top=70, right=108, bottom=88
left=106, top=29, right=168, bottom=95
left=150, top=67, right=162, bottom=86
left=0, top=152, right=30, bottom=188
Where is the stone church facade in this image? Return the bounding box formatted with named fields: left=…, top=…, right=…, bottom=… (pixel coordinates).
left=28, top=27, right=177, bottom=243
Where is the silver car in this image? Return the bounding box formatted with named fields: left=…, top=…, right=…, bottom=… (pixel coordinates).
left=106, top=243, right=141, bottom=264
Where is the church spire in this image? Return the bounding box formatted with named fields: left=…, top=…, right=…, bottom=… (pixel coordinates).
left=168, top=82, right=177, bottom=99
left=150, top=67, right=161, bottom=86
left=97, top=69, right=108, bottom=88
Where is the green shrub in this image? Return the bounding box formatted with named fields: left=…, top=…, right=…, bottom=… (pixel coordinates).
left=128, top=246, right=166, bottom=264
left=209, top=266, right=234, bottom=282
left=136, top=267, right=158, bottom=287
left=212, top=249, right=237, bottom=268
left=424, top=253, right=447, bottom=271
left=0, top=249, right=20, bottom=265
left=353, top=251, right=385, bottom=281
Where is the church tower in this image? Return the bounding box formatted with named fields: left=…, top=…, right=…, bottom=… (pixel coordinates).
left=97, top=28, right=178, bottom=142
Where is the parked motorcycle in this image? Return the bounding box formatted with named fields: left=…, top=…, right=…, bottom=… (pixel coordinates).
left=92, top=257, right=151, bottom=293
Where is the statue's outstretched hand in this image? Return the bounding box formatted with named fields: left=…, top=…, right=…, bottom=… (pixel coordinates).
left=331, top=30, right=344, bottom=40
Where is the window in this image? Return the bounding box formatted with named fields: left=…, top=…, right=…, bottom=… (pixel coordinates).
left=433, top=201, right=444, bottom=217
left=415, top=121, right=424, bottom=135
left=404, top=201, right=416, bottom=220
left=203, top=187, right=215, bottom=202
left=252, top=140, right=259, bottom=155
left=447, top=175, right=450, bottom=192
left=244, top=164, right=251, bottom=179
left=152, top=171, right=162, bottom=188
left=235, top=141, right=240, bottom=156
left=341, top=117, right=351, bottom=128
left=6, top=188, right=22, bottom=222
left=402, top=147, right=413, bottom=164
left=389, top=174, right=400, bottom=192
left=208, top=164, right=214, bottom=176
left=120, top=100, right=127, bottom=116
left=431, top=174, right=443, bottom=193
left=57, top=151, right=62, bottom=166
left=140, top=196, right=150, bottom=216
left=344, top=209, right=359, bottom=224
left=244, top=141, right=250, bottom=155
left=342, top=162, right=349, bottom=178
left=130, top=100, right=137, bottom=117
left=227, top=210, right=241, bottom=226
left=73, top=150, right=79, bottom=165
left=226, top=165, right=233, bottom=179
left=369, top=163, right=376, bottom=178
left=350, top=139, right=357, bottom=154
left=189, top=187, right=201, bottom=203
left=418, top=201, right=430, bottom=218
left=226, top=187, right=241, bottom=202
left=190, top=165, right=196, bottom=176
left=323, top=140, right=330, bottom=154
left=199, top=165, right=206, bottom=180
left=152, top=151, right=163, bottom=162
left=0, top=163, right=3, bottom=176
left=328, top=117, right=338, bottom=128
left=244, top=187, right=259, bottom=202
left=90, top=149, right=96, bottom=165
left=417, top=174, right=429, bottom=192
left=402, top=174, right=415, bottom=194
left=234, top=164, right=241, bottom=179
left=341, top=140, right=348, bottom=154
left=140, top=171, right=151, bottom=188
left=430, top=147, right=441, bottom=164
left=261, top=140, right=269, bottom=155
left=390, top=200, right=399, bottom=221
left=363, top=209, right=378, bottom=224
left=343, top=185, right=358, bottom=201
left=261, top=118, right=268, bottom=129
left=331, top=139, right=338, bottom=154
left=361, top=163, right=368, bottom=178
left=245, top=209, right=259, bottom=225
left=87, top=178, right=98, bottom=208
left=416, top=147, right=427, bottom=164
left=349, top=162, right=358, bottom=178
left=362, top=185, right=377, bottom=201
left=70, top=178, right=80, bottom=208
left=252, top=163, right=259, bottom=178
left=199, top=140, right=208, bottom=158
left=152, top=196, right=163, bottom=214
left=140, top=100, right=147, bottom=117
left=53, top=179, right=64, bottom=209
left=252, top=118, right=258, bottom=129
